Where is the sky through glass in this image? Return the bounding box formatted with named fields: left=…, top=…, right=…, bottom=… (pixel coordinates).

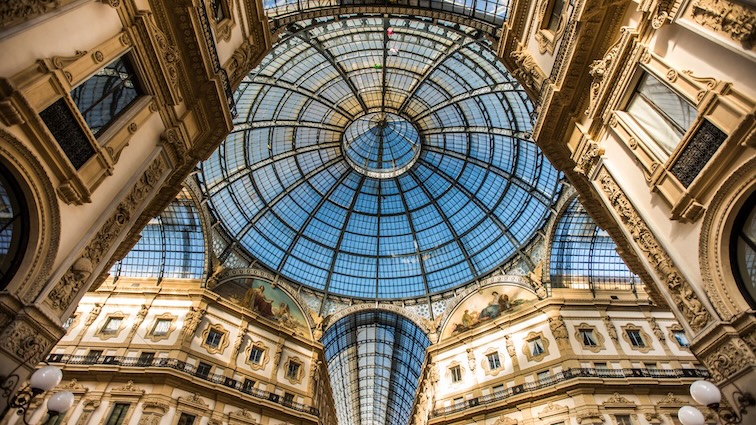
left=200, top=15, right=560, bottom=300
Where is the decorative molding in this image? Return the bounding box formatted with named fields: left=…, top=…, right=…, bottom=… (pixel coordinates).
left=701, top=336, right=756, bottom=383
left=573, top=140, right=605, bottom=176
left=657, top=392, right=686, bottom=406
left=621, top=323, right=653, bottom=353
left=283, top=356, right=304, bottom=385
left=576, top=409, right=602, bottom=424
left=95, top=312, right=126, bottom=340
left=597, top=169, right=712, bottom=332
left=0, top=0, right=60, bottom=30
left=200, top=322, right=229, bottom=355
left=603, top=392, right=635, bottom=407
left=243, top=339, right=270, bottom=371
left=112, top=380, right=145, bottom=394
left=0, top=318, right=56, bottom=366
left=510, top=47, right=545, bottom=91
left=522, top=331, right=550, bottom=362
left=145, top=312, right=177, bottom=342
left=689, top=0, right=756, bottom=46
left=539, top=401, right=569, bottom=417
left=45, top=156, right=165, bottom=314
left=574, top=322, right=606, bottom=352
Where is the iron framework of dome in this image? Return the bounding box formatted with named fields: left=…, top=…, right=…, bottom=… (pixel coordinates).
left=199, top=15, right=560, bottom=300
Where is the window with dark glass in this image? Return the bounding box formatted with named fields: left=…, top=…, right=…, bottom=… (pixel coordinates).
left=283, top=392, right=294, bottom=405
left=615, top=415, right=633, bottom=425
left=579, top=329, right=597, bottom=346
left=249, top=346, right=263, bottom=364
left=450, top=365, right=462, bottom=383
left=86, top=350, right=103, bottom=362
left=529, top=337, right=545, bottom=356
left=205, top=329, right=223, bottom=348
left=70, top=55, right=143, bottom=137
left=731, top=191, right=756, bottom=308
left=177, top=413, right=196, bottom=425
left=138, top=352, right=155, bottom=366
left=242, top=378, right=255, bottom=392
left=626, top=329, right=645, bottom=347
left=487, top=352, right=501, bottom=370
left=0, top=165, right=28, bottom=290
left=537, top=370, right=552, bottom=385
left=625, top=72, right=697, bottom=156
left=196, top=362, right=211, bottom=378
left=545, top=0, right=566, bottom=32
left=286, top=361, right=300, bottom=379
left=210, top=0, right=226, bottom=22
left=105, top=403, right=129, bottom=425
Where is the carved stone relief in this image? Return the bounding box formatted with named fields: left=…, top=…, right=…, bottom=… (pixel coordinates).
left=689, top=0, right=756, bottom=46
left=597, top=169, right=712, bottom=332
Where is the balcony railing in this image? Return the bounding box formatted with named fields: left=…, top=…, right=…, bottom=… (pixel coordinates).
left=46, top=354, right=318, bottom=416
left=432, top=367, right=709, bottom=417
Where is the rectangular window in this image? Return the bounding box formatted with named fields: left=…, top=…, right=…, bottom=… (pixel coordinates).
left=177, top=413, right=196, bottom=425
left=102, top=317, right=122, bottom=335
left=625, top=72, right=697, bottom=156
left=579, top=329, right=597, bottom=346
left=615, top=415, right=633, bottom=425
left=529, top=338, right=545, bottom=356
left=673, top=330, right=690, bottom=347
left=286, top=362, right=300, bottom=379
left=249, top=347, right=263, bottom=364
left=152, top=319, right=171, bottom=336
left=242, top=378, right=255, bottom=392
left=537, top=370, right=552, bottom=385
left=71, top=55, right=144, bottom=137
left=487, top=352, right=501, bottom=370
left=86, top=350, right=103, bottom=363
left=626, top=330, right=645, bottom=347
left=138, top=352, right=155, bottom=366
left=196, top=362, right=211, bottom=379
left=205, top=329, right=223, bottom=348
left=105, top=403, right=129, bottom=425
left=283, top=392, right=294, bottom=405
left=39, top=98, right=95, bottom=169
left=450, top=365, right=462, bottom=383
left=546, top=0, right=566, bottom=32
left=210, top=0, right=226, bottom=22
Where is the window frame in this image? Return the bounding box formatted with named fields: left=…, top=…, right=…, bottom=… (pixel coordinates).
left=523, top=331, right=550, bottom=362
left=244, top=340, right=269, bottom=370
left=146, top=313, right=177, bottom=342
left=105, top=402, right=130, bottom=425
left=97, top=313, right=126, bottom=340
left=200, top=323, right=229, bottom=354
left=283, top=356, right=304, bottom=384
left=574, top=323, right=606, bottom=353
left=535, top=0, right=570, bottom=54
left=449, top=364, right=463, bottom=383
left=621, top=324, right=652, bottom=353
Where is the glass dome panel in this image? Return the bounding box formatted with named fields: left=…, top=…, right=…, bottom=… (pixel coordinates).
left=200, top=16, right=560, bottom=299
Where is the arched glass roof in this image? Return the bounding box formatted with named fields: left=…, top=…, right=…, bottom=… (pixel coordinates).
left=322, top=310, right=430, bottom=425
left=550, top=198, right=640, bottom=290
left=200, top=15, right=560, bottom=299
left=111, top=189, right=205, bottom=280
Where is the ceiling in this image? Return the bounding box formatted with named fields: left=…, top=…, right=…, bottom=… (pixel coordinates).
left=199, top=15, right=560, bottom=300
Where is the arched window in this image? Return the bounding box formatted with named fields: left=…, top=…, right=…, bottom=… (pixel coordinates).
left=730, top=191, right=756, bottom=308
left=549, top=198, right=639, bottom=291
left=0, top=162, right=29, bottom=289
left=111, top=189, right=205, bottom=280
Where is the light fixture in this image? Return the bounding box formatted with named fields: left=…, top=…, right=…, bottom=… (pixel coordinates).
left=679, top=380, right=755, bottom=425
left=1, top=365, right=75, bottom=424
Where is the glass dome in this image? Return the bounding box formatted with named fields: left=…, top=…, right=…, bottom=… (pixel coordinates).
left=200, top=15, right=560, bottom=299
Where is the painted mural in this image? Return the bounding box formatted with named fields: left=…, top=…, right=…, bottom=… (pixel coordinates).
left=442, top=285, right=538, bottom=339
left=214, top=278, right=309, bottom=337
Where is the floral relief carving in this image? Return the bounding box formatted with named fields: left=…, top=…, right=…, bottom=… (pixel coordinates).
left=574, top=140, right=605, bottom=176
left=701, top=336, right=756, bottom=382
left=598, top=170, right=712, bottom=332
left=0, top=0, right=59, bottom=29
left=0, top=319, right=54, bottom=365
left=510, top=48, right=545, bottom=91
left=46, top=157, right=165, bottom=314
left=689, top=0, right=756, bottom=46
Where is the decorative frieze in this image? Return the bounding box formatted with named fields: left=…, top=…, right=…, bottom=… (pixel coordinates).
left=597, top=169, right=712, bottom=332
left=701, top=336, right=756, bottom=383
left=689, top=0, right=756, bottom=46
left=45, top=156, right=165, bottom=315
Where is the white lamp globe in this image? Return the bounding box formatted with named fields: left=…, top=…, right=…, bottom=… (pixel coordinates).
left=47, top=391, right=75, bottom=414
left=678, top=406, right=706, bottom=425
left=690, top=380, right=722, bottom=406
left=29, top=366, right=63, bottom=392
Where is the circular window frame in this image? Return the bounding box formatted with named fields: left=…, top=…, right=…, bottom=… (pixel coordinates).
left=729, top=190, right=756, bottom=309
left=0, top=161, right=30, bottom=289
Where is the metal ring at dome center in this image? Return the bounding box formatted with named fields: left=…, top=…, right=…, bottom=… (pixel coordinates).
left=342, top=112, right=422, bottom=179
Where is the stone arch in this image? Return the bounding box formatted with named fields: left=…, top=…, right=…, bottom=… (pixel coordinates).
left=700, top=157, right=756, bottom=321
left=0, top=128, right=60, bottom=303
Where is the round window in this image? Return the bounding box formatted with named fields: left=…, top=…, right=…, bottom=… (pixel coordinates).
left=730, top=191, right=756, bottom=308
left=0, top=162, right=28, bottom=290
